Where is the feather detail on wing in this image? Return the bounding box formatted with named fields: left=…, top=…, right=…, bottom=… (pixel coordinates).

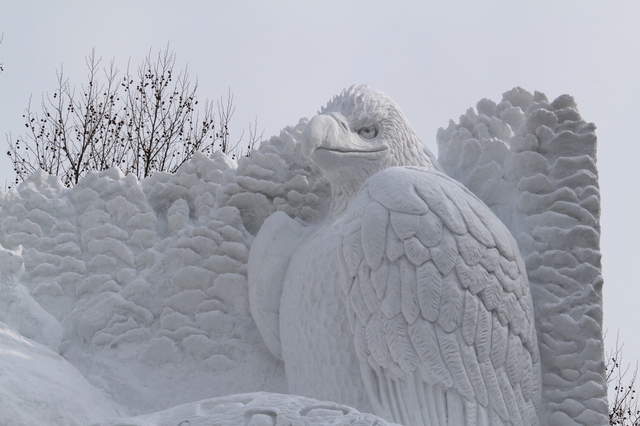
left=340, top=166, right=540, bottom=426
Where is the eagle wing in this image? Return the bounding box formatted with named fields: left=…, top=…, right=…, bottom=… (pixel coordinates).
left=339, top=166, right=540, bottom=426
left=248, top=211, right=309, bottom=359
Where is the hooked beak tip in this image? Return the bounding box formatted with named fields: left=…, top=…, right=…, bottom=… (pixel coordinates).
left=301, top=114, right=338, bottom=159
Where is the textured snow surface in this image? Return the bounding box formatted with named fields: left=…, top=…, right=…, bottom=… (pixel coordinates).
left=252, top=86, right=543, bottom=426
left=0, top=87, right=604, bottom=426
left=0, top=323, right=120, bottom=425
left=437, top=88, right=606, bottom=426
left=93, top=392, right=401, bottom=426
left=0, top=120, right=330, bottom=424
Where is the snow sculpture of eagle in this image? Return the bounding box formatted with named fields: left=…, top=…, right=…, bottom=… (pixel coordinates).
left=248, top=85, right=541, bottom=426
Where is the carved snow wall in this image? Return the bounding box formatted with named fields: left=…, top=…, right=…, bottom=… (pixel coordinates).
left=437, top=87, right=606, bottom=426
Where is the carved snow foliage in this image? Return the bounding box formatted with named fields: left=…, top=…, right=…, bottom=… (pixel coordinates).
left=437, top=87, right=606, bottom=426
left=0, top=119, right=331, bottom=413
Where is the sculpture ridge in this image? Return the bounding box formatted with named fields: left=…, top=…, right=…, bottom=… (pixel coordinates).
left=437, top=87, right=606, bottom=426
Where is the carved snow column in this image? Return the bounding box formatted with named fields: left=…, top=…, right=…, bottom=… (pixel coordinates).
left=436, top=87, right=607, bottom=426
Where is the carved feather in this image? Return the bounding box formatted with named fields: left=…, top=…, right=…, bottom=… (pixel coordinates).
left=400, top=257, right=421, bottom=324
left=384, top=314, right=420, bottom=376
left=341, top=216, right=363, bottom=236
left=366, top=313, right=392, bottom=369
left=494, top=266, right=515, bottom=293
left=341, top=196, right=365, bottom=236
left=475, top=307, right=492, bottom=363
left=479, top=359, right=509, bottom=421
left=430, top=227, right=458, bottom=275
left=468, top=263, right=491, bottom=295
left=380, top=263, right=402, bottom=318
left=371, top=261, right=389, bottom=300
left=490, top=313, right=508, bottom=368
left=415, top=210, right=443, bottom=247
left=416, top=261, right=442, bottom=322
left=354, top=319, right=370, bottom=362
left=506, top=332, right=524, bottom=387
left=386, top=222, right=404, bottom=262
left=368, top=172, right=429, bottom=215
left=496, top=291, right=519, bottom=326
left=499, top=256, right=519, bottom=280
left=351, top=279, right=373, bottom=325
left=479, top=248, right=500, bottom=272
left=361, top=278, right=380, bottom=313
left=390, top=211, right=420, bottom=240
left=478, top=274, right=502, bottom=311
left=526, top=399, right=539, bottom=426
left=435, top=325, right=475, bottom=400
left=514, top=383, right=533, bottom=426
left=408, top=320, right=454, bottom=387
left=521, top=350, right=534, bottom=401
left=462, top=290, right=478, bottom=346
left=460, top=339, right=489, bottom=406
left=510, top=301, right=525, bottom=339
left=464, top=399, right=479, bottom=426
left=455, top=257, right=474, bottom=290
left=530, top=356, right=541, bottom=404
left=415, top=180, right=467, bottom=235
left=344, top=287, right=357, bottom=331
left=455, top=232, right=486, bottom=266
left=343, top=229, right=364, bottom=277
left=404, top=236, right=431, bottom=266
left=358, top=259, right=371, bottom=283
left=361, top=202, right=389, bottom=270
left=519, top=296, right=534, bottom=327
left=437, top=273, right=464, bottom=333
left=468, top=199, right=516, bottom=261
left=513, top=274, right=527, bottom=299
left=497, top=366, right=523, bottom=426
left=455, top=197, right=496, bottom=248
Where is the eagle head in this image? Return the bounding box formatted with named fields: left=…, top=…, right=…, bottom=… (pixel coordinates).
left=301, top=85, right=440, bottom=210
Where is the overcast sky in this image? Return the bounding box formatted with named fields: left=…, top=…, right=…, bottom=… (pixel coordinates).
left=1, top=1, right=639, bottom=375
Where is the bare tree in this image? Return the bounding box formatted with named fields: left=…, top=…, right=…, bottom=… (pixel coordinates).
left=7, top=46, right=255, bottom=187
left=0, top=33, right=4, bottom=73
left=607, top=333, right=640, bottom=425
left=243, top=115, right=264, bottom=158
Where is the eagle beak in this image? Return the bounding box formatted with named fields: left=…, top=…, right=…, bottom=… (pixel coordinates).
left=301, top=114, right=345, bottom=159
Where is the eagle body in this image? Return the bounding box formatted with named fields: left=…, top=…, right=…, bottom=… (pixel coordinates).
left=248, top=85, right=541, bottom=426
left=280, top=217, right=372, bottom=412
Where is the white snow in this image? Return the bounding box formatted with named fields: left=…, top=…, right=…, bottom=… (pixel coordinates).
left=0, top=88, right=605, bottom=426
left=0, top=120, right=326, bottom=424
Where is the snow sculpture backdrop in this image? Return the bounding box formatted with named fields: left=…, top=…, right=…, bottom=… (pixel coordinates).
left=437, top=88, right=605, bottom=426
left=0, top=86, right=605, bottom=426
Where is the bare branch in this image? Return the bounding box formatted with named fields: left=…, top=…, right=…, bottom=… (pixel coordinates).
left=6, top=46, right=250, bottom=187
left=0, top=33, right=4, bottom=73
left=607, top=332, right=640, bottom=425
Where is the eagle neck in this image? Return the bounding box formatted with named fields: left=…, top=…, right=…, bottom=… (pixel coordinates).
left=328, top=179, right=361, bottom=215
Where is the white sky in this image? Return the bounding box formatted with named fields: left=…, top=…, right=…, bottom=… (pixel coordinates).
left=1, top=1, right=639, bottom=375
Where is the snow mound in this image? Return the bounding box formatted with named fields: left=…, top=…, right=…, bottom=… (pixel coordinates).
left=0, top=323, right=121, bottom=426
left=437, top=87, right=605, bottom=426
left=94, top=392, right=401, bottom=426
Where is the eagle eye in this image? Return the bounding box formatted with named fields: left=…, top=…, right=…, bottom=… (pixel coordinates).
left=357, top=125, right=378, bottom=140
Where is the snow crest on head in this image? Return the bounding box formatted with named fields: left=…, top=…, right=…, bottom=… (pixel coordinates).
left=321, top=85, right=391, bottom=123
